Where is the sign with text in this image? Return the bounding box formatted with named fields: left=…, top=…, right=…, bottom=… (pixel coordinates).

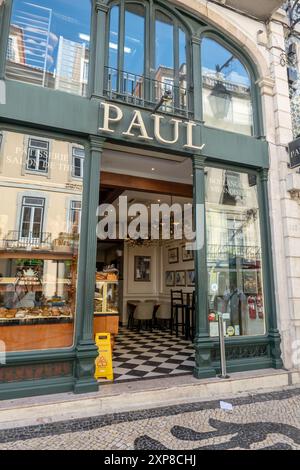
left=98, top=102, right=205, bottom=152
left=289, top=137, right=300, bottom=169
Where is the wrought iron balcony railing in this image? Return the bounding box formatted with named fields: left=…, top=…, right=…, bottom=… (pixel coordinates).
left=207, top=244, right=262, bottom=263
left=1, top=231, right=52, bottom=250
left=104, top=66, right=193, bottom=118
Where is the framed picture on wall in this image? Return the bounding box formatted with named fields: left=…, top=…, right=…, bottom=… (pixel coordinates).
left=187, top=270, right=195, bottom=287
left=243, top=270, right=258, bottom=294
left=134, top=256, right=151, bottom=282
left=175, top=270, right=186, bottom=287
left=168, top=247, right=179, bottom=264
left=165, top=271, right=175, bottom=287
left=182, top=245, right=194, bottom=262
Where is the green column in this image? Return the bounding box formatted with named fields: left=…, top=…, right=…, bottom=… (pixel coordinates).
left=192, top=153, right=215, bottom=379
left=191, top=35, right=202, bottom=122
left=258, top=168, right=283, bottom=369
left=0, top=0, right=12, bottom=80
left=74, top=136, right=105, bottom=394
left=90, top=0, right=109, bottom=98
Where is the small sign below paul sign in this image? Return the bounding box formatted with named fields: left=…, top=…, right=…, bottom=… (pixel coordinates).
left=288, top=137, right=300, bottom=169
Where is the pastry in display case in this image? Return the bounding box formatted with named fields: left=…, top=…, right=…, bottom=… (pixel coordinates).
left=0, top=256, right=76, bottom=323
left=94, top=265, right=119, bottom=349
left=95, top=267, right=119, bottom=314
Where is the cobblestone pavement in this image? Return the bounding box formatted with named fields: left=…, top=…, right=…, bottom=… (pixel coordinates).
left=0, top=388, right=299, bottom=450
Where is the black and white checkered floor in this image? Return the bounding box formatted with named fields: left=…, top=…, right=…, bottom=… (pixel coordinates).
left=99, top=326, right=195, bottom=383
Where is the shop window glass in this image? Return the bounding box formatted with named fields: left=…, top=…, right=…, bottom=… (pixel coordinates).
left=6, top=0, right=91, bottom=97
left=155, top=11, right=174, bottom=109
left=0, top=130, right=84, bottom=352
left=179, top=28, right=187, bottom=109
left=202, top=38, right=253, bottom=135
left=123, top=3, right=145, bottom=96
left=206, top=168, right=266, bottom=338
left=107, top=5, right=120, bottom=93
left=105, top=2, right=189, bottom=115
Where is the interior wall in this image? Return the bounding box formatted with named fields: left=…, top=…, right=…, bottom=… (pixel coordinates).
left=121, top=239, right=195, bottom=324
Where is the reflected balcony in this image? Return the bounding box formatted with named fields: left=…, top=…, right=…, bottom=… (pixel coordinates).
left=1, top=231, right=52, bottom=251
left=104, top=66, right=193, bottom=118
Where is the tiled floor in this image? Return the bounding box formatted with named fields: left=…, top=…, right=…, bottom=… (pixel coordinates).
left=99, top=326, right=195, bottom=383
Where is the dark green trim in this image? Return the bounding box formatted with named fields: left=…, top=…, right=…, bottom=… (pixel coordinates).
left=191, top=35, right=202, bottom=122
left=257, top=169, right=283, bottom=369
left=0, top=0, right=283, bottom=400
left=74, top=136, right=105, bottom=394
left=90, top=1, right=109, bottom=98
left=192, top=153, right=215, bottom=379
left=0, top=377, right=75, bottom=400
left=0, top=0, right=12, bottom=80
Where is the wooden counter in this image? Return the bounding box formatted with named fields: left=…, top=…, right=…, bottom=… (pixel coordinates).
left=0, top=320, right=74, bottom=351
left=94, top=314, right=119, bottom=349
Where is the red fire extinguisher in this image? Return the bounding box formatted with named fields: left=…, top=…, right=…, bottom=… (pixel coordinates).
left=248, top=296, right=257, bottom=320
left=256, top=295, right=264, bottom=319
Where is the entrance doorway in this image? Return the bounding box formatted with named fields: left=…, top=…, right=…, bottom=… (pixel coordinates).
left=94, top=148, right=195, bottom=383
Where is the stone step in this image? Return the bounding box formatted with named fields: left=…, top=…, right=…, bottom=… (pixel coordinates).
left=0, top=368, right=299, bottom=431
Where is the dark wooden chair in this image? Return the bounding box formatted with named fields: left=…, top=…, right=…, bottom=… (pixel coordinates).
left=185, top=291, right=195, bottom=341
left=170, top=289, right=185, bottom=337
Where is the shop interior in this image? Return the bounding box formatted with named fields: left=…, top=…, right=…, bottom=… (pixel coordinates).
left=94, top=147, right=266, bottom=384
left=94, top=148, right=196, bottom=383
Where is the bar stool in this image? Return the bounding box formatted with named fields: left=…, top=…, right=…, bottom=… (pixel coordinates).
left=185, top=291, right=195, bottom=341
left=170, top=290, right=185, bottom=337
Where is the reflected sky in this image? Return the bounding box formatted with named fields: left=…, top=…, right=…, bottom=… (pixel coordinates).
left=202, top=38, right=250, bottom=87
left=11, top=0, right=91, bottom=70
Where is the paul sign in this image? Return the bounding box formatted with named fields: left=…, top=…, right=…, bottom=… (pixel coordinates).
left=99, top=102, right=205, bottom=151
left=288, top=136, right=300, bottom=169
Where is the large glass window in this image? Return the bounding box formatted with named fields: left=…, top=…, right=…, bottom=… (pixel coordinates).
left=105, top=1, right=189, bottom=115
left=202, top=38, right=253, bottom=135
left=206, top=168, right=266, bottom=338
left=0, top=130, right=84, bottom=352
left=6, top=0, right=91, bottom=96
left=124, top=4, right=145, bottom=95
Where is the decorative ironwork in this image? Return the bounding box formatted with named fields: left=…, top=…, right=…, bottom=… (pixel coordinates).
left=1, top=231, right=52, bottom=250
left=211, top=344, right=268, bottom=362
left=104, top=66, right=193, bottom=118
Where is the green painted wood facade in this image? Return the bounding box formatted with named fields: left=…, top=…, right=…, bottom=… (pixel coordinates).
left=0, top=0, right=283, bottom=399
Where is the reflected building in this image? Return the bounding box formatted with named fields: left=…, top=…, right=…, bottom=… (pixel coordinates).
left=55, top=37, right=89, bottom=96
left=0, top=131, right=84, bottom=350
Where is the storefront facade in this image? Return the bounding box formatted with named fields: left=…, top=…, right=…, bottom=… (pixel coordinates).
left=0, top=0, right=293, bottom=399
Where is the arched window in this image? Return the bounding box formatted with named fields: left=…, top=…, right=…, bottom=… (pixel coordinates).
left=105, top=1, right=190, bottom=116
left=201, top=37, right=254, bottom=136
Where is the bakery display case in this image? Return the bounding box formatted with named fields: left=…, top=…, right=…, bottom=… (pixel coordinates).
left=0, top=251, right=77, bottom=351
left=95, top=281, right=119, bottom=314
left=94, top=269, right=120, bottom=349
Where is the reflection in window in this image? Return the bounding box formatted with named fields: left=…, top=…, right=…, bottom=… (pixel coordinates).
left=155, top=12, right=187, bottom=114
left=105, top=2, right=189, bottom=115
left=124, top=4, right=145, bottom=96
left=6, top=0, right=91, bottom=96
left=72, top=147, right=85, bottom=179
left=202, top=38, right=253, bottom=135
left=26, top=138, right=49, bottom=173
left=206, top=168, right=265, bottom=338
left=0, top=131, right=84, bottom=352
left=107, top=5, right=120, bottom=93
